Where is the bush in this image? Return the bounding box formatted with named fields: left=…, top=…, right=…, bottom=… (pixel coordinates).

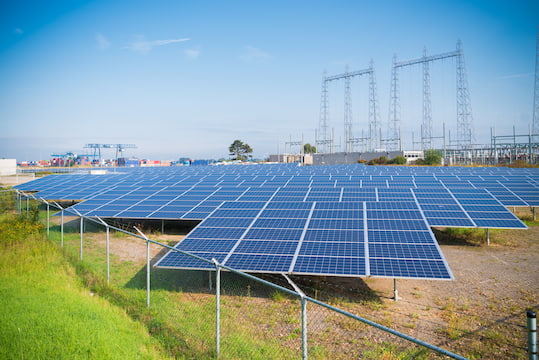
left=423, top=149, right=442, bottom=165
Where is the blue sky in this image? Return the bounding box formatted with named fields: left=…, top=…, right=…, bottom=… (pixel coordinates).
left=1, top=0, right=537, bottom=161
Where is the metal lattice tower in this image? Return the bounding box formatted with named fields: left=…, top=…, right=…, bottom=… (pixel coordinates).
left=318, top=64, right=379, bottom=153
left=317, top=71, right=331, bottom=153
left=422, top=47, right=433, bottom=150
left=344, top=66, right=353, bottom=152
left=388, top=40, right=474, bottom=151
left=368, top=60, right=381, bottom=150
left=533, top=27, right=539, bottom=139
left=456, top=39, right=475, bottom=149
left=387, top=54, right=401, bottom=151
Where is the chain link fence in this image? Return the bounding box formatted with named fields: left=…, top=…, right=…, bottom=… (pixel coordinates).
left=11, top=190, right=475, bottom=359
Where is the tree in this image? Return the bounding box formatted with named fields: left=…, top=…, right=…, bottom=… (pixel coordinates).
left=423, top=149, right=442, bottom=165
left=228, top=140, right=253, bottom=161
left=390, top=155, right=407, bottom=165
left=303, top=143, right=317, bottom=154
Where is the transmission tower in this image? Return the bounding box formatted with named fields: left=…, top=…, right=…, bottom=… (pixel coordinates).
left=456, top=39, right=475, bottom=149
left=422, top=47, right=433, bottom=150
left=317, top=71, right=331, bottom=153
left=317, top=63, right=380, bottom=153
left=387, top=40, right=474, bottom=151
left=343, top=66, right=353, bottom=152
left=387, top=55, right=401, bottom=151
left=368, top=59, right=381, bottom=150
left=533, top=27, right=539, bottom=139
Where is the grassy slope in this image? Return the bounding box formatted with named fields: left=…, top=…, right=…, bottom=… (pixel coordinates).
left=0, top=215, right=169, bottom=360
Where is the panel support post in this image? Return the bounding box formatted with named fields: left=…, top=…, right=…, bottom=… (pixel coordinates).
left=213, top=260, right=221, bottom=358
left=485, top=228, right=490, bottom=246
left=208, top=271, right=213, bottom=291
left=302, top=297, right=308, bottom=360
left=79, top=217, right=84, bottom=260
left=533, top=207, right=537, bottom=222
left=16, top=192, right=20, bottom=213
left=161, top=219, right=165, bottom=234
left=528, top=310, right=537, bottom=360
left=394, top=279, right=399, bottom=301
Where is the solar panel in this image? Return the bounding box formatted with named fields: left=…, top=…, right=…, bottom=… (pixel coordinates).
left=17, top=164, right=535, bottom=281
left=155, top=200, right=453, bottom=280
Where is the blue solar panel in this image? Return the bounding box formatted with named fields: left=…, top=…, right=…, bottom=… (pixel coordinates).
left=225, top=254, right=293, bottom=272
left=17, top=164, right=536, bottom=280
left=369, top=258, right=452, bottom=279
left=293, top=256, right=366, bottom=276
left=303, top=229, right=363, bottom=242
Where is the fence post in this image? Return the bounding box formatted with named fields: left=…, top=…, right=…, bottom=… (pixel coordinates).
left=528, top=310, right=537, bottom=360
left=107, top=226, right=111, bottom=283
left=215, top=266, right=221, bottom=358
left=79, top=216, right=84, bottom=260
left=94, top=217, right=111, bottom=284
left=134, top=227, right=151, bottom=308
left=46, top=202, right=50, bottom=238
left=302, top=297, right=308, bottom=360
left=60, top=209, right=64, bottom=247
left=16, top=192, right=20, bottom=213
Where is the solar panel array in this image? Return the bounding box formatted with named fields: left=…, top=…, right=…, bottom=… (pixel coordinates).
left=15, top=164, right=536, bottom=280
left=154, top=199, right=453, bottom=280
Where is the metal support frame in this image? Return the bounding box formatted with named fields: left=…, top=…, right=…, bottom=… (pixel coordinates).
left=393, top=278, right=399, bottom=301
left=485, top=228, right=490, bottom=246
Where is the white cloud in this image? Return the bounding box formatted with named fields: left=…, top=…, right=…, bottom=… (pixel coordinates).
left=125, top=36, right=190, bottom=54
left=14, top=28, right=24, bottom=35
left=185, top=48, right=200, bottom=59
left=95, top=33, right=111, bottom=51
left=241, top=45, right=270, bottom=61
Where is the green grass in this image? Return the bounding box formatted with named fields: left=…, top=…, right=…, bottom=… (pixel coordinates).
left=0, top=214, right=170, bottom=360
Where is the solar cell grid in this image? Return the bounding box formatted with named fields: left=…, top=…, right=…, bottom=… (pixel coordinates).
left=252, top=218, right=307, bottom=229
left=244, top=228, right=304, bottom=241
left=17, top=164, right=537, bottom=280
left=369, top=243, right=443, bottom=260
left=235, top=240, right=298, bottom=255
left=303, top=229, right=363, bottom=242
left=293, top=256, right=366, bottom=276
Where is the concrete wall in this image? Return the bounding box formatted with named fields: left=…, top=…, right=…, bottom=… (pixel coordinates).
left=0, top=159, right=16, bottom=176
